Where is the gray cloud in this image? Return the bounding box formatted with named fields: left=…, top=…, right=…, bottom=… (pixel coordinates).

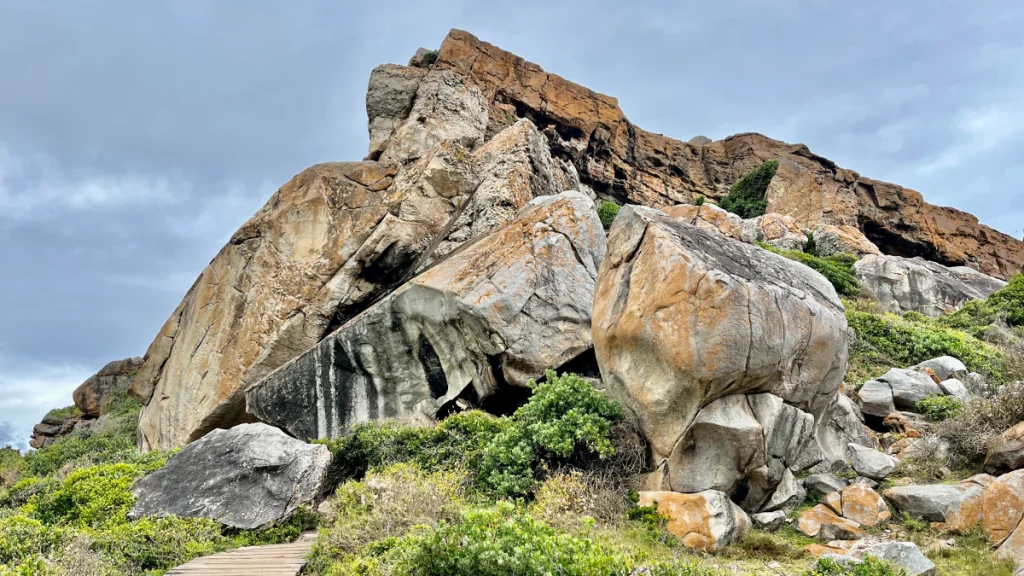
left=1, top=0, right=1022, bottom=446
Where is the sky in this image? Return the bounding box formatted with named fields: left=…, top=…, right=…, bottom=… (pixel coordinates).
left=1, top=1, right=1022, bottom=448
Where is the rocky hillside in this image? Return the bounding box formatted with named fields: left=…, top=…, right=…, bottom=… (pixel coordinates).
left=4, top=28, right=1024, bottom=576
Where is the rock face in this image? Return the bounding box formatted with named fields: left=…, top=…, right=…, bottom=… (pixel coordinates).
left=73, top=357, right=143, bottom=417
left=29, top=412, right=83, bottom=449
left=432, top=30, right=1023, bottom=280
left=812, top=225, right=881, bottom=257
left=594, top=204, right=850, bottom=506
left=130, top=423, right=331, bottom=529
left=637, top=490, right=750, bottom=551
left=662, top=204, right=808, bottom=251
left=854, top=254, right=1006, bottom=317
left=131, top=112, right=578, bottom=450
left=247, top=192, right=605, bottom=440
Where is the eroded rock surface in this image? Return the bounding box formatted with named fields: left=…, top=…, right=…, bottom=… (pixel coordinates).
left=247, top=192, right=605, bottom=440
left=73, top=357, right=143, bottom=417
left=594, top=204, right=850, bottom=505
left=637, top=490, right=750, bottom=551
left=854, top=254, right=1006, bottom=317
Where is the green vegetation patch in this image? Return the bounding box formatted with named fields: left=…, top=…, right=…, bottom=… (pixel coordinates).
left=916, top=394, right=963, bottom=421
left=719, top=159, right=778, bottom=219
left=44, top=405, right=80, bottom=420
left=597, top=201, right=621, bottom=230
left=760, top=243, right=860, bottom=297
left=940, top=274, right=1024, bottom=336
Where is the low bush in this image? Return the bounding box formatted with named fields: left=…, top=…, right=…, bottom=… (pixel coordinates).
left=845, top=302, right=1006, bottom=383
left=940, top=381, right=1024, bottom=465
left=940, top=274, right=1024, bottom=335
left=719, top=160, right=778, bottom=219
left=804, top=556, right=903, bottom=576
left=694, top=195, right=705, bottom=206
left=44, top=405, right=80, bottom=420
left=597, top=201, right=621, bottom=230
left=0, top=446, right=24, bottom=488
left=916, top=394, right=963, bottom=421
left=760, top=243, right=860, bottom=296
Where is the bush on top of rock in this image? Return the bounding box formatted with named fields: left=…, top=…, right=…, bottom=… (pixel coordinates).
left=759, top=243, right=860, bottom=297
left=720, top=159, right=779, bottom=218
left=940, top=274, right=1024, bottom=335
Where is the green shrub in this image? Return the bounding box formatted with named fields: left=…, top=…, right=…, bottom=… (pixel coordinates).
left=760, top=243, right=860, bottom=296
left=0, top=515, right=63, bottom=564
left=941, top=274, right=1024, bottom=335
left=420, top=50, right=439, bottom=67
left=24, top=401, right=143, bottom=477
left=804, top=556, right=903, bottom=576
left=478, top=371, right=622, bottom=498
left=0, top=446, right=25, bottom=488
left=805, top=231, right=818, bottom=256
left=916, top=394, right=963, bottom=421
left=28, top=461, right=160, bottom=529
left=694, top=195, right=705, bottom=206
left=44, top=405, right=80, bottom=420
left=597, top=201, right=621, bottom=230
left=719, top=160, right=778, bottom=218
left=845, top=303, right=1005, bottom=382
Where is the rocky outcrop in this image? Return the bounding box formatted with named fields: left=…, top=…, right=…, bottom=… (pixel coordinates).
left=661, top=204, right=808, bottom=251
left=854, top=254, right=1006, bottom=317
left=884, top=476, right=990, bottom=532
left=429, top=29, right=1022, bottom=279
left=73, top=357, right=143, bottom=417
left=246, top=192, right=605, bottom=440
left=594, top=204, right=851, bottom=507
left=131, top=113, right=578, bottom=450
left=812, top=225, right=881, bottom=257
left=858, top=367, right=965, bottom=418
left=29, top=411, right=84, bottom=449
left=637, top=490, right=750, bottom=551
left=130, top=423, right=331, bottom=530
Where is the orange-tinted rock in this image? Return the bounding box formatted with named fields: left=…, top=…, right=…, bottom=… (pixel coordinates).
left=840, top=484, right=891, bottom=527
left=637, top=490, right=749, bottom=552
left=983, top=470, right=1024, bottom=545
left=432, top=29, right=1023, bottom=278
left=812, top=225, right=881, bottom=257
left=806, top=543, right=849, bottom=557
left=916, top=367, right=941, bottom=385
left=985, top=422, right=1024, bottom=475
left=796, top=504, right=867, bottom=540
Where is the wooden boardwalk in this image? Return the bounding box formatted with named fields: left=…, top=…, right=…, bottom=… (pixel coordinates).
left=165, top=534, right=315, bottom=576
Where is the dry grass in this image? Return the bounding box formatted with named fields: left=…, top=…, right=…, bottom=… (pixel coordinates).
left=940, top=380, right=1024, bottom=466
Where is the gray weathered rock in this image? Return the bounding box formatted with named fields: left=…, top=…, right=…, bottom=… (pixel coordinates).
left=913, top=356, right=968, bottom=381
left=965, top=372, right=995, bottom=398
left=805, top=473, right=848, bottom=497
left=857, top=380, right=896, bottom=418
left=796, top=393, right=874, bottom=472
left=938, top=378, right=970, bottom=404
left=986, top=422, right=1024, bottom=474
left=594, top=204, right=849, bottom=497
left=761, top=469, right=807, bottom=513
left=130, top=423, right=331, bottom=529
left=859, top=541, right=936, bottom=576
left=854, top=254, right=1005, bottom=317
left=247, top=192, right=606, bottom=440
left=751, top=510, right=788, bottom=532
left=878, top=368, right=943, bottom=410
left=883, top=483, right=985, bottom=524
left=848, top=444, right=898, bottom=480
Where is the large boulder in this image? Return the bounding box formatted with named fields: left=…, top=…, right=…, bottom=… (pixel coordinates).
left=593, top=204, right=849, bottom=504
left=837, top=483, right=891, bottom=527
left=72, top=357, right=144, bottom=417
left=795, top=504, right=866, bottom=540
left=661, top=204, right=807, bottom=251
left=131, top=114, right=575, bottom=451
left=854, top=254, right=1006, bottom=317
left=130, top=423, right=331, bottom=529
left=637, top=490, right=750, bottom=552
left=878, top=368, right=944, bottom=410
left=246, top=192, right=605, bottom=440
left=913, top=356, right=968, bottom=381
left=812, top=225, right=881, bottom=257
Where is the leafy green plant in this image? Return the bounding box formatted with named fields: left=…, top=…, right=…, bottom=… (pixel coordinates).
left=805, top=231, right=818, bottom=256
left=916, top=394, right=963, bottom=421
left=845, top=304, right=1006, bottom=382
left=804, top=556, right=904, bottom=576
left=43, top=405, right=80, bottom=420
left=597, top=201, right=621, bottom=230
left=719, top=160, right=778, bottom=218
left=760, top=243, right=859, bottom=296
left=420, top=50, right=439, bottom=67
left=940, top=274, right=1024, bottom=336
left=694, top=195, right=705, bottom=206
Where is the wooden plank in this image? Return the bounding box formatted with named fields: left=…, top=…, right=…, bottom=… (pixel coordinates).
left=165, top=535, right=314, bottom=576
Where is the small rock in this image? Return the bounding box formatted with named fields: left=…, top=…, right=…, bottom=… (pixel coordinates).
left=914, top=356, right=968, bottom=382
left=854, top=476, right=880, bottom=489
left=795, top=504, right=866, bottom=540
left=877, top=368, right=943, bottom=410
left=805, top=473, right=848, bottom=497
left=761, top=469, right=806, bottom=514
left=848, top=443, right=899, bottom=480
left=858, top=380, right=896, bottom=418
left=938, top=378, right=971, bottom=404
left=840, top=483, right=891, bottom=527
left=751, top=510, right=787, bottom=532
left=985, top=422, right=1024, bottom=475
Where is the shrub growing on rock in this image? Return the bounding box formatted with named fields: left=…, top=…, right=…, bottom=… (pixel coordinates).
left=719, top=160, right=778, bottom=218
left=597, top=201, right=621, bottom=229
left=915, top=394, right=963, bottom=421
left=760, top=243, right=859, bottom=296
left=940, top=381, right=1024, bottom=465
left=940, top=273, right=1024, bottom=336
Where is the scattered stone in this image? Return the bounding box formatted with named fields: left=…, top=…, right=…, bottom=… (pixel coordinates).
left=805, top=473, right=848, bottom=497
left=761, top=469, right=807, bottom=514
left=840, top=484, right=891, bottom=527
left=913, top=356, right=968, bottom=382
left=876, top=368, right=943, bottom=410
left=986, top=422, right=1024, bottom=475
left=751, top=510, right=787, bottom=532
left=857, top=541, right=936, bottom=576
left=854, top=254, right=1006, bottom=317
left=854, top=477, right=880, bottom=490
left=637, top=490, right=750, bottom=552
left=795, top=504, right=866, bottom=540
left=937, top=379, right=970, bottom=404
left=130, top=423, right=332, bottom=530
left=848, top=444, right=899, bottom=480
left=858, top=380, right=896, bottom=419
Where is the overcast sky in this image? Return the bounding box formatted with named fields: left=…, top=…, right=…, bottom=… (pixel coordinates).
left=1, top=1, right=1022, bottom=448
